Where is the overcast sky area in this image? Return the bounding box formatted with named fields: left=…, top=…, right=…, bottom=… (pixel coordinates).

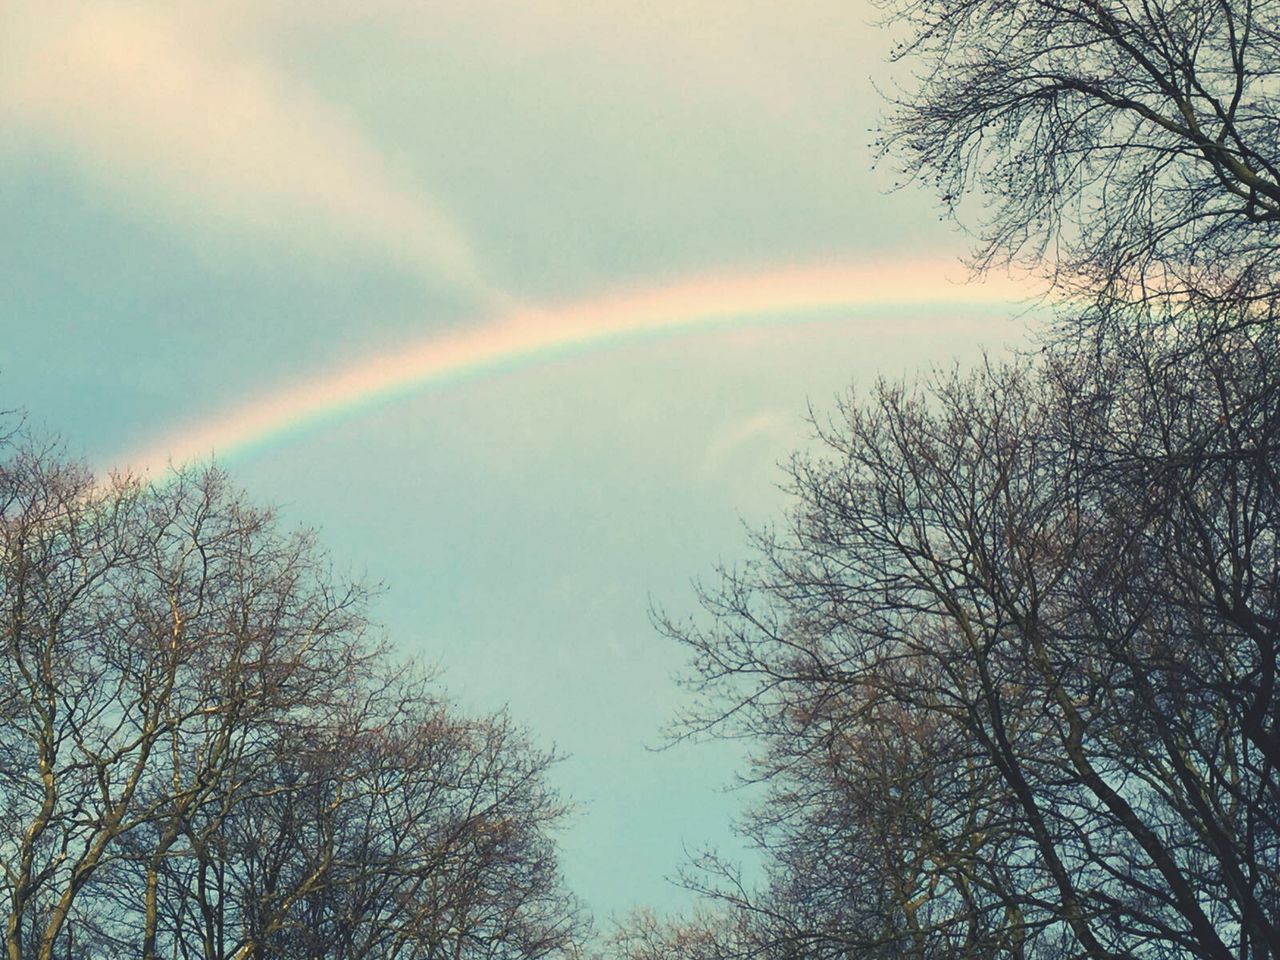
left=0, top=1, right=1044, bottom=922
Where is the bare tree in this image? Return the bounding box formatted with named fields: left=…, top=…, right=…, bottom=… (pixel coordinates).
left=202, top=692, right=580, bottom=960
left=877, top=0, right=1280, bottom=317
left=0, top=439, right=585, bottom=960
left=625, top=318, right=1279, bottom=960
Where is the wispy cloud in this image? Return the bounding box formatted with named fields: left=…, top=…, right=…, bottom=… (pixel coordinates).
left=699, top=410, right=792, bottom=479
left=0, top=3, right=506, bottom=308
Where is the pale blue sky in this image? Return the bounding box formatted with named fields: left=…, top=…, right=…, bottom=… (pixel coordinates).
left=1, top=1, right=1034, bottom=921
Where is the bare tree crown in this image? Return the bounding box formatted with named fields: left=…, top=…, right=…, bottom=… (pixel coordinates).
left=879, top=0, right=1280, bottom=310
left=0, top=445, right=585, bottom=960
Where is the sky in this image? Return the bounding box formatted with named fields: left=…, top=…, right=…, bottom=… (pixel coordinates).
left=0, top=1, right=1043, bottom=924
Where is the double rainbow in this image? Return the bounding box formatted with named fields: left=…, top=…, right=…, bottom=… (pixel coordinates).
left=120, top=260, right=1038, bottom=475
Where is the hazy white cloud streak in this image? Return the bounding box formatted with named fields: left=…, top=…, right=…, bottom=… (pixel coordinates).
left=0, top=3, right=505, bottom=308
left=699, top=411, right=792, bottom=478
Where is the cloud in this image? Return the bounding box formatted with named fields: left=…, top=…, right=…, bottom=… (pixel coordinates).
left=699, top=410, right=793, bottom=479
left=0, top=2, right=505, bottom=308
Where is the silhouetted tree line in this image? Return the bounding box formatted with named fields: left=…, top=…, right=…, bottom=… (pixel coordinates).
left=612, top=2, right=1280, bottom=959
left=0, top=451, right=585, bottom=960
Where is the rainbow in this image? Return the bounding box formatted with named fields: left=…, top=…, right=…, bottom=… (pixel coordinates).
left=120, top=260, right=1041, bottom=475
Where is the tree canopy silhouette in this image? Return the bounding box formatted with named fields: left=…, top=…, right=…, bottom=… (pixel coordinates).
left=0, top=437, right=585, bottom=960
left=878, top=0, right=1280, bottom=320
left=615, top=319, right=1280, bottom=960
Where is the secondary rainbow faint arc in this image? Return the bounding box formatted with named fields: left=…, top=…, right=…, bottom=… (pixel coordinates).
left=122, top=260, right=1038, bottom=475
